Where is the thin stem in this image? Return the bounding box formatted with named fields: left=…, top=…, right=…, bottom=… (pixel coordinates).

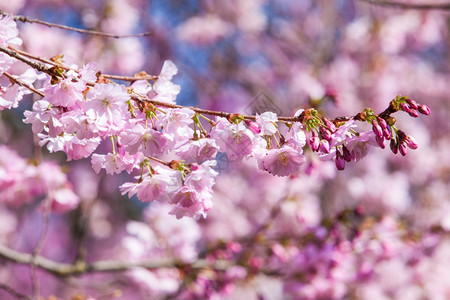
left=0, top=10, right=153, bottom=38
left=8, top=46, right=69, bottom=70
left=357, top=0, right=450, bottom=10
left=0, top=46, right=55, bottom=75
left=102, top=73, right=158, bottom=82
left=147, top=156, right=172, bottom=167
left=0, top=283, right=32, bottom=300
left=2, top=71, right=45, bottom=97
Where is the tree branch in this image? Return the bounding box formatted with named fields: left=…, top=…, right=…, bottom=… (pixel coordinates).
left=0, top=10, right=153, bottom=38
left=0, top=243, right=234, bottom=277
left=0, top=283, right=32, bottom=300
left=3, top=72, right=45, bottom=97
left=358, top=0, right=450, bottom=10
left=0, top=46, right=55, bottom=75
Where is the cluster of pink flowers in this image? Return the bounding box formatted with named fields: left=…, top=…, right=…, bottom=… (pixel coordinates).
left=0, top=145, right=79, bottom=212
left=0, top=14, right=430, bottom=221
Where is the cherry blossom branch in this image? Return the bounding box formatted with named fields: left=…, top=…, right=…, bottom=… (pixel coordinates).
left=0, top=283, right=32, bottom=300
left=0, top=45, right=55, bottom=75
left=0, top=43, right=418, bottom=129
left=358, top=0, right=450, bottom=10
left=6, top=46, right=158, bottom=83
left=0, top=10, right=154, bottom=38
left=8, top=46, right=70, bottom=70
left=101, top=73, right=158, bottom=82
left=2, top=71, right=44, bottom=97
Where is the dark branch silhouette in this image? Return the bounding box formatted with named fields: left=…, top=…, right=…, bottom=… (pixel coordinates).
left=358, top=0, right=450, bottom=10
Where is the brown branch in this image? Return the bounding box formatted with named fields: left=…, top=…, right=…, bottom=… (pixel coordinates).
left=102, top=73, right=158, bottom=82
left=0, top=243, right=233, bottom=277
left=358, top=0, right=450, bottom=10
left=9, top=46, right=70, bottom=70
left=2, top=72, right=45, bottom=97
left=0, top=283, right=32, bottom=300
left=0, top=45, right=55, bottom=75
left=0, top=10, right=153, bottom=38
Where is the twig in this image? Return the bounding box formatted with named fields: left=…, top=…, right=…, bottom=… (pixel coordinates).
left=0, top=10, right=153, bottom=38
left=9, top=46, right=70, bottom=70
left=0, top=46, right=55, bottom=75
left=0, top=283, right=32, bottom=300
left=357, top=0, right=450, bottom=10
left=3, top=72, right=45, bottom=97
left=102, top=74, right=158, bottom=82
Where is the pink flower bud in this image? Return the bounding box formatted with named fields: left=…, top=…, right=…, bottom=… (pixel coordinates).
left=371, top=120, right=383, bottom=139
left=390, top=139, right=398, bottom=154
left=309, top=136, right=320, bottom=152
left=342, top=146, right=353, bottom=162
left=376, top=135, right=385, bottom=149
left=399, top=102, right=410, bottom=113
left=405, top=98, right=418, bottom=110
left=397, top=130, right=407, bottom=140
left=399, top=142, right=408, bottom=156
left=319, top=139, right=330, bottom=154
left=382, top=126, right=391, bottom=140
left=322, top=117, right=336, bottom=132
left=245, top=120, right=261, bottom=134
left=408, top=110, right=419, bottom=118
left=319, top=126, right=332, bottom=141
left=418, top=104, right=431, bottom=115
left=335, top=151, right=345, bottom=170
left=376, top=117, right=388, bottom=130
left=405, top=135, right=418, bottom=149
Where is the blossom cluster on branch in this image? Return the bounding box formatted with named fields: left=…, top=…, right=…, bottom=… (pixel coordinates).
left=0, top=14, right=429, bottom=220
left=0, top=1, right=448, bottom=299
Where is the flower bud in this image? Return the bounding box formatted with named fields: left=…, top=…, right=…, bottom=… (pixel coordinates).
left=404, top=135, right=418, bottom=149
left=319, top=139, right=330, bottom=154
left=408, top=110, right=419, bottom=118
left=418, top=104, right=431, bottom=115
left=322, top=117, right=336, bottom=132
left=342, top=146, right=353, bottom=162
left=376, top=117, right=388, bottom=130
left=371, top=120, right=383, bottom=139
left=382, top=126, right=391, bottom=140
left=399, top=102, right=410, bottom=113
left=376, top=135, right=385, bottom=149
left=399, top=142, right=408, bottom=156
left=390, top=139, right=398, bottom=154
left=245, top=120, right=261, bottom=134
left=397, top=130, right=407, bottom=140
left=405, top=98, right=418, bottom=110
left=309, top=136, right=320, bottom=152
left=335, top=151, right=345, bottom=170
left=319, top=126, right=332, bottom=141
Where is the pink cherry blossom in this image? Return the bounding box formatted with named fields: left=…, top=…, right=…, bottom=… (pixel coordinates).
left=43, top=76, right=86, bottom=108
left=255, top=112, right=278, bottom=136
left=119, top=123, right=169, bottom=157
left=83, top=82, right=130, bottom=136
left=257, top=145, right=306, bottom=177
left=210, top=118, right=257, bottom=161
left=175, top=138, right=219, bottom=163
